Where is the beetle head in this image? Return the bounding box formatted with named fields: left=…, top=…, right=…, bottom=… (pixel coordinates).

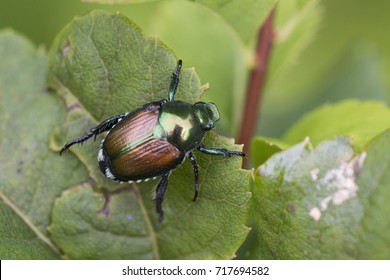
left=192, top=102, right=220, bottom=131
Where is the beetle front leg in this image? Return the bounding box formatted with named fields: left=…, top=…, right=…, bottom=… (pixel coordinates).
left=60, top=113, right=128, bottom=155
left=167, top=59, right=182, bottom=102
left=197, top=144, right=246, bottom=158
left=188, top=151, right=199, bottom=201
left=155, top=173, right=169, bottom=225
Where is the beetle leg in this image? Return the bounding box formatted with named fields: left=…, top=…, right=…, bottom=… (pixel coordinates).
left=60, top=113, right=128, bottom=155
left=155, top=173, right=169, bottom=225
left=197, top=144, right=246, bottom=158
left=188, top=151, right=199, bottom=201
left=167, top=59, right=182, bottom=101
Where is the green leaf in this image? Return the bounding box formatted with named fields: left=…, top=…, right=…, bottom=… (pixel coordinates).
left=356, top=129, right=390, bottom=259
left=252, top=137, right=356, bottom=259
left=250, top=137, right=288, bottom=167
left=145, top=133, right=251, bottom=259
left=0, top=197, right=58, bottom=259
left=49, top=182, right=156, bottom=259
left=0, top=30, right=90, bottom=259
left=251, top=135, right=390, bottom=259
left=283, top=100, right=390, bottom=150
left=48, top=10, right=250, bottom=259
left=50, top=133, right=250, bottom=259
left=48, top=10, right=196, bottom=122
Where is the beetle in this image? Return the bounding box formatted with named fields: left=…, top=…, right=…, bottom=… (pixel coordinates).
left=60, top=60, right=245, bottom=224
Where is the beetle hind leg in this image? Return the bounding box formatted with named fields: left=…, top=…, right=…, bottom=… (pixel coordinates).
left=154, top=173, right=169, bottom=226
left=60, top=113, right=128, bottom=155
left=60, top=132, right=95, bottom=155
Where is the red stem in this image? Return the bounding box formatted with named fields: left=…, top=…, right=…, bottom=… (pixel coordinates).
left=239, top=8, right=275, bottom=167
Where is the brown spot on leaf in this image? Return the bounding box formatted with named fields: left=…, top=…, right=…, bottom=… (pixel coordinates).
left=288, top=202, right=296, bottom=214
left=271, top=250, right=278, bottom=259
left=67, top=102, right=81, bottom=112
left=96, top=187, right=132, bottom=217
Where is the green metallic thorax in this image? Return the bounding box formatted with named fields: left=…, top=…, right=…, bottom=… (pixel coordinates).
left=158, top=101, right=205, bottom=152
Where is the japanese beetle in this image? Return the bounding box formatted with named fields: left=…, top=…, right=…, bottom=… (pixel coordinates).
left=60, top=60, right=245, bottom=224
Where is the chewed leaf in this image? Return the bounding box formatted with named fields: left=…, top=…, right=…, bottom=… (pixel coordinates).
left=251, top=134, right=390, bottom=259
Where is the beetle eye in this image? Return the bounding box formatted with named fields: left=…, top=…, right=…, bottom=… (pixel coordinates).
left=193, top=102, right=220, bottom=131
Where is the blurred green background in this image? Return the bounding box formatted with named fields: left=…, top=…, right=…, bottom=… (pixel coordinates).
left=1, top=0, right=389, bottom=140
